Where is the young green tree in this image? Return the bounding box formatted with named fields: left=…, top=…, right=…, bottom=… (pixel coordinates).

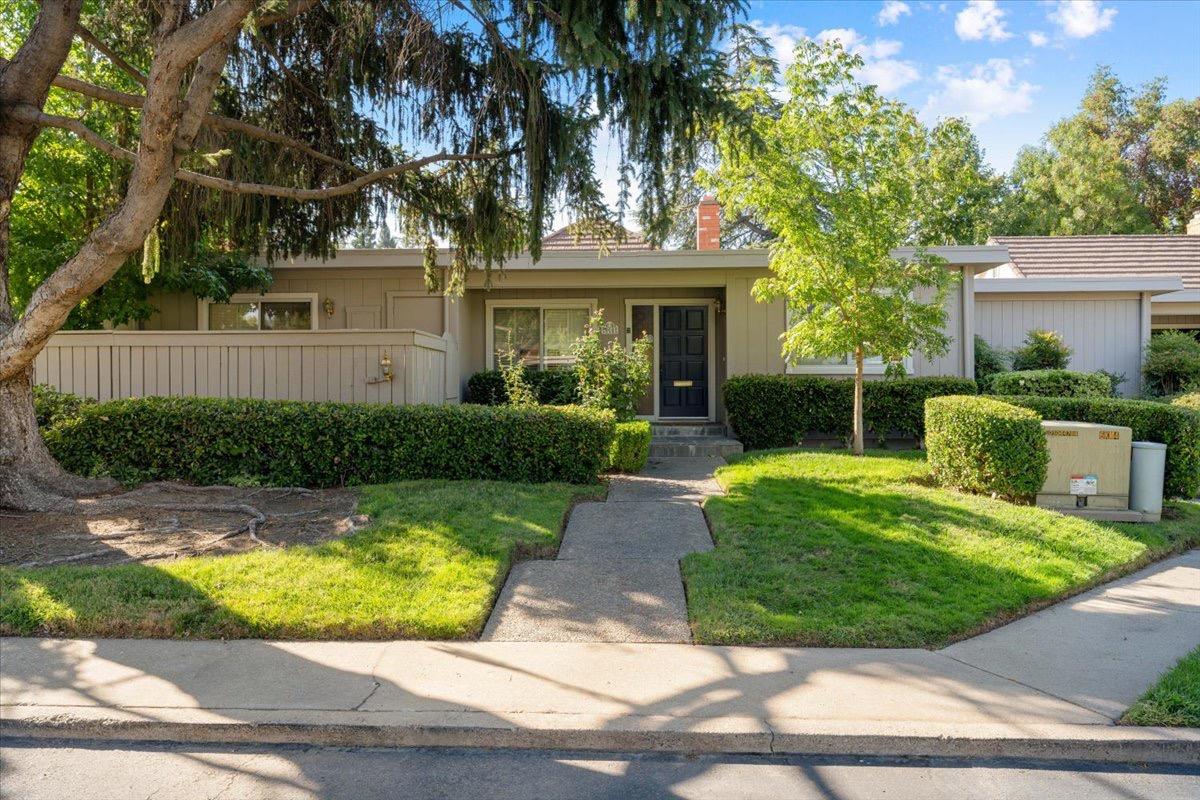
left=704, top=39, right=957, bottom=454
left=0, top=0, right=744, bottom=509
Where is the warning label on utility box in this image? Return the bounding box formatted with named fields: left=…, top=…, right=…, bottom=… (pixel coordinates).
left=1070, top=474, right=1098, bottom=496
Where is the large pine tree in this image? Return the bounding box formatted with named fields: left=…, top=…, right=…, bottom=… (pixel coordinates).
left=0, top=0, right=745, bottom=510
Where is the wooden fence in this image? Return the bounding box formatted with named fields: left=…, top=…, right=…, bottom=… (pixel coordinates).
left=33, top=329, right=459, bottom=406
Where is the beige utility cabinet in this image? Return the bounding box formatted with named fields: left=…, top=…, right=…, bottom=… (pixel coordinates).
left=1036, top=421, right=1132, bottom=510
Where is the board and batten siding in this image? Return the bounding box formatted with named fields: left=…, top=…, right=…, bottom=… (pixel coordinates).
left=33, top=329, right=455, bottom=406
left=726, top=267, right=972, bottom=379
left=975, top=292, right=1146, bottom=396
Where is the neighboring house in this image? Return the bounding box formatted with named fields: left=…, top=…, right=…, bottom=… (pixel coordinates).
left=976, top=216, right=1199, bottom=395
left=32, top=202, right=1005, bottom=422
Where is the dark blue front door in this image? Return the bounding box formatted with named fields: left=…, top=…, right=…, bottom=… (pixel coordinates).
left=659, top=306, right=707, bottom=418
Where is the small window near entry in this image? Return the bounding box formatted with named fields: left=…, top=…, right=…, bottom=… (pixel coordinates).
left=206, top=296, right=316, bottom=331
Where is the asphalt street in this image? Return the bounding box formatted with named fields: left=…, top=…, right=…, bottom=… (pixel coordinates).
left=2, top=739, right=1197, bottom=800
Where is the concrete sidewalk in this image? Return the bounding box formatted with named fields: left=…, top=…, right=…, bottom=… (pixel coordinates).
left=3, top=550, right=1197, bottom=764
left=4, top=549, right=1200, bottom=764
left=482, top=457, right=720, bottom=642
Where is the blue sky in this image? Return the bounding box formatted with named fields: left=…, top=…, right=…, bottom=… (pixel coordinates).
left=740, top=0, right=1200, bottom=172
left=580, top=1, right=1199, bottom=232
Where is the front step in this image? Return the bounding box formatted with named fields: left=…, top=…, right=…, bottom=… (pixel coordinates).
left=649, top=435, right=743, bottom=458
left=649, top=423, right=729, bottom=437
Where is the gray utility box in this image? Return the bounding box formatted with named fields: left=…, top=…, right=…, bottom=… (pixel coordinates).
left=1035, top=421, right=1132, bottom=511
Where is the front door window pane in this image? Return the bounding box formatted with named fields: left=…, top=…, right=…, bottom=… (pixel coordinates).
left=543, top=308, right=589, bottom=369
left=493, top=307, right=540, bottom=367
left=209, top=302, right=259, bottom=330
left=262, top=301, right=312, bottom=330
left=631, top=304, right=655, bottom=416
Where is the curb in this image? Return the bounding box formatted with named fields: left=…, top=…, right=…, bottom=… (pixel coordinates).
left=5, top=716, right=1199, bottom=765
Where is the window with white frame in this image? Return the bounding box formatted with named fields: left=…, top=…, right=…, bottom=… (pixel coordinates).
left=487, top=300, right=594, bottom=369
left=201, top=294, right=317, bottom=331
left=783, top=305, right=895, bottom=374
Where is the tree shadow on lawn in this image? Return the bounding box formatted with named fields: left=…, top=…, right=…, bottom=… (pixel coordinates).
left=0, top=480, right=597, bottom=641
left=685, top=472, right=1197, bottom=648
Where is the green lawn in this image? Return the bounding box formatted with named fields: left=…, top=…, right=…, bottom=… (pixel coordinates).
left=0, top=480, right=594, bottom=639
left=683, top=449, right=1200, bottom=647
left=1122, top=647, right=1200, bottom=727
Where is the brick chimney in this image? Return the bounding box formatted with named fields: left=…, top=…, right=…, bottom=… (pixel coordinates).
left=696, top=196, right=721, bottom=250
left=1188, top=209, right=1200, bottom=235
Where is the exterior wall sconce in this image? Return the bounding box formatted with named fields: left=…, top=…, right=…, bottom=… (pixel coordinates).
left=367, top=352, right=393, bottom=384
left=323, top=297, right=336, bottom=317
left=714, top=298, right=724, bottom=314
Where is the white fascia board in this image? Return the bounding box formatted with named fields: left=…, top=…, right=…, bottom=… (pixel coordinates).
left=1153, top=289, right=1200, bottom=303
left=975, top=277, right=1185, bottom=295
left=271, top=244, right=1010, bottom=272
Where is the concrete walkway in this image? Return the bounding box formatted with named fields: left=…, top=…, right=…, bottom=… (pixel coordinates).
left=3, top=551, right=1198, bottom=762
left=481, top=457, right=723, bottom=643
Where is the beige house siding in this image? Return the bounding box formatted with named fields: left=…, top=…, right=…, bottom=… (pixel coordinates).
left=33, top=329, right=453, bottom=405
left=975, top=291, right=1148, bottom=396
left=122, top=254, right=985, bottom=417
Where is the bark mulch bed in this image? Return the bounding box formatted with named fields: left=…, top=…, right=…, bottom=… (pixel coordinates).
left=0, top=483, right=365, bottom=568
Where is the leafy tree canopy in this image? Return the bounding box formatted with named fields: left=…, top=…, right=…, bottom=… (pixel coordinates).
left=997, top=66, right=1200, bottom=235
left=703, top=39, right=960, bottom=453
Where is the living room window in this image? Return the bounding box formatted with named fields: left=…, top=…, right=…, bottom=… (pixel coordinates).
left=200, top=294, right=318, bottom=331
left=487, top=300, right=595, bottom=369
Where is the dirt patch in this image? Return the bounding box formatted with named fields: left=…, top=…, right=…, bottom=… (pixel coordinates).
left=0, top=483, right=365, bottom=568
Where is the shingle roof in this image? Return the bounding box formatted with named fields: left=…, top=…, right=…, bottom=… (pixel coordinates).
left=541, top=224, right=653, bottom=251
left=990, top=235, right=1200, bottom=290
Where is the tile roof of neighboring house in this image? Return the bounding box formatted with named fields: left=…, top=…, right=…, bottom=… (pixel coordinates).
left=990, top=235, right=1200, bottom=290
left=541, top=224, right=654, bottom=251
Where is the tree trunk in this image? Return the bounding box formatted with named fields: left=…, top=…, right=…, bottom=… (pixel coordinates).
left=0, top=367, right=116, bottom=510
left=852, top=346, right=865, bottom=456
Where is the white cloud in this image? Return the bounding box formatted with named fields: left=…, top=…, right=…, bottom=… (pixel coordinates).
left=924, top=59, right=1037, bottom=123
left=1027, top=30, right=1049, bottom=47
left=815, top=28, right=921, bottom=92
left=877, top=1, right=912, bottom=26
left=1048, top=0, right=1117, bottom=39
left=955, top=0, right=1012, bottom=42
left=752, top=21, right=808, bottom=70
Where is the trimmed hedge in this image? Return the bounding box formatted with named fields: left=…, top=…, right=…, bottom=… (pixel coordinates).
left=44, top=397, right=615, bottom=487
left=609, top=420, right=651, bottom=473
left=1002, top=395, right=1200, bottom=499
left=990, top=369, right=1111, bottom=399
left=925, top=395, right=1049, bottom=499
left=33, top=384, right=94, bottom=428
left=723, top=375, right=978, bottom=450
left=466, top=369, right=580, bottom=405
left=1171, top=392, right=1200, bottom=412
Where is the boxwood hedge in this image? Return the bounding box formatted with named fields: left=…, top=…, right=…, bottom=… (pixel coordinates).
left=1003, top=395, right=1200, bottom=499
left=609, top=420, right=651, bottom=473
left=723, top=375, right=978, bottom=449
left=33, top=383, right=95, bottom=428
left=990, top=369, right=1111, bottom=398
left=925, top=395, right=1049, bottom=499
left=43, top=396, right=615, bottom=487
left=466, top=369, right=581, bottom=405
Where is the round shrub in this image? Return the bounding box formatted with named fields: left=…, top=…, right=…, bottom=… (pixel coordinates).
left=990, top=369, right=1111, bottom=399
left=1142, top=331, right=1200, bottom=397
left=1011, top=329, right=1071, bottom=371
left=925, top=395, right=1048, bottom=499
left=1171, top=392, right=1200, bottom=412
left=609, top=420, right=651, bottom=473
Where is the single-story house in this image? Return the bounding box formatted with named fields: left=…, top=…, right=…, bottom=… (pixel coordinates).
left=976, top=217, right=1199, bottom=395
left=32, top=202, right=1007, bottom=422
